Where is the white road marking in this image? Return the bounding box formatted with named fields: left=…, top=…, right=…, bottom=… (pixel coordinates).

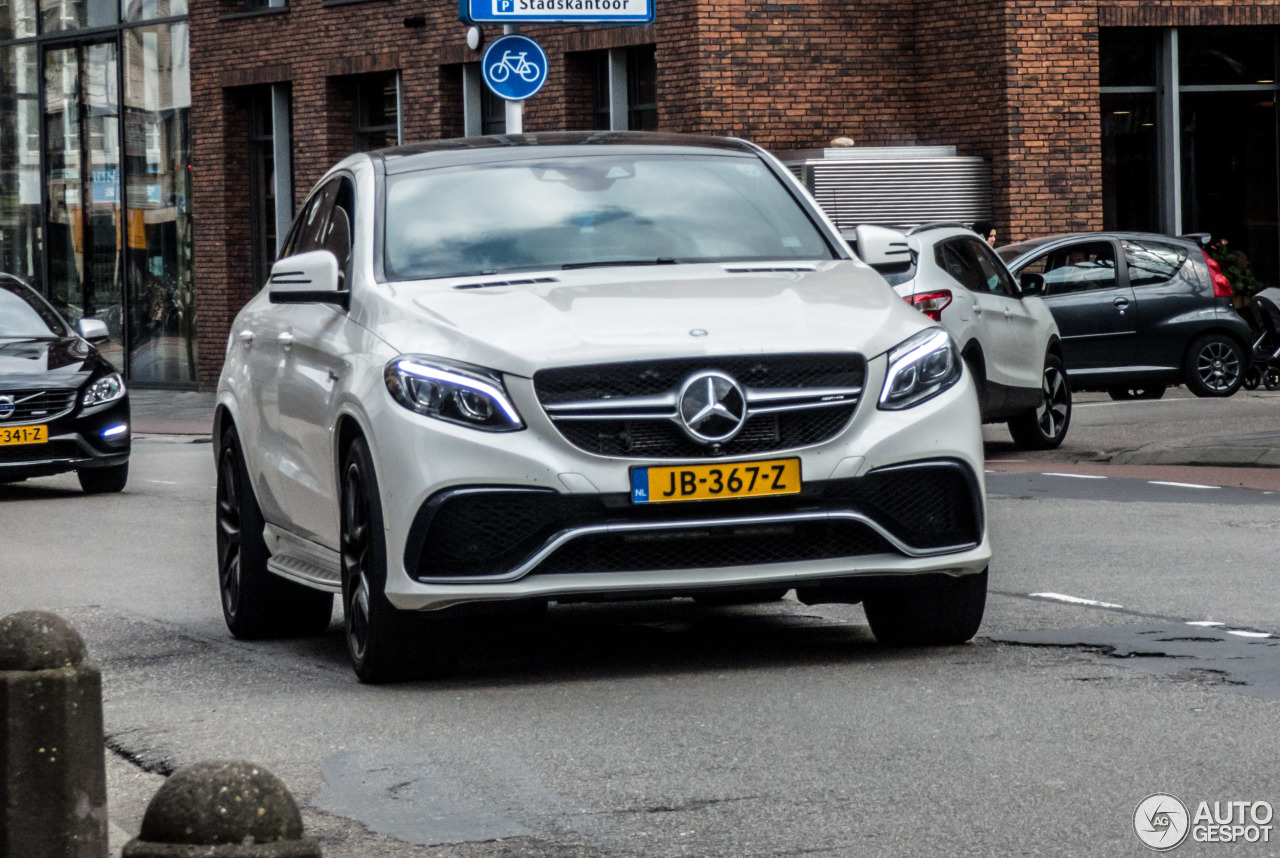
left=1042, top=472, right=1107, bottom=479
left=1148, top=481, right=1220, bottom=490
left=145, top=480, right=179, bottom=485
left=1029, top=592, right=1124, bottom=609
left=1186, top=621, right=1225, bottom=627
left=1228, top=630, right=1274, bottom=639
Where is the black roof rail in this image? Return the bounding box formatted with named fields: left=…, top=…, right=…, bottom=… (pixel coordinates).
left=905, top=221, right=972, bottom=236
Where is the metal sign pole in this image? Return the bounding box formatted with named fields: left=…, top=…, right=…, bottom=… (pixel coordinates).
left=504, top=24, right=523, bottom=134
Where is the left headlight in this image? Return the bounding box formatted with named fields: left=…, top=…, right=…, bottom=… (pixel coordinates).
left=385, top=356, right=524, bottom=432
left=82, top=372, right=126, bottom=407
left=878, top=328, right=961, bottom=410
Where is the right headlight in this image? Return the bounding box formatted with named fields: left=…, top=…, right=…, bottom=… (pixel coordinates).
left=384, top=356, right=524, bottom=432
left=878, top=328, right=962, bottom=410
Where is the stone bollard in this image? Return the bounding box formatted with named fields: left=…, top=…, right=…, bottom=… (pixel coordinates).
left=123, top=761, right=321, bottom=857
left=0, top=611, right=108, bottom=858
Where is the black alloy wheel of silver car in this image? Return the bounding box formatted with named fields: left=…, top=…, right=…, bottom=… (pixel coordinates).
left=216, top=425, right=333, bottom=639
left=1184, top=334, right=1245, bottom=397
left=340, top=436, right=456, bottom=683
left=1007, top=355, right=1071, bottom=450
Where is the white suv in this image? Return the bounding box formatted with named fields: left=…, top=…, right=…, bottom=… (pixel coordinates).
left=215, top=133, right=992, bottom=682
left=852, top=224, right=1071, bottom=449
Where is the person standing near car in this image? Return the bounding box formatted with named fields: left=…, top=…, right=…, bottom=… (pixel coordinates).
left=972, top=221, right=997, bottom=247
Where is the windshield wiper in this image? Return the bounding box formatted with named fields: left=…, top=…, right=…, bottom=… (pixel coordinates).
left=561, top=258, right=680, bottom=270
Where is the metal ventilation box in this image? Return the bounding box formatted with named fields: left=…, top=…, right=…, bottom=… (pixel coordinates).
left=777, top=146, right=992, bottom=232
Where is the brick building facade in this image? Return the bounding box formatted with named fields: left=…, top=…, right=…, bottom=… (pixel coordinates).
left=186, top=0, right=1280, bottom=388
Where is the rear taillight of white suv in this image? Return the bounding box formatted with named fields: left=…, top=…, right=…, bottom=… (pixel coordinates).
left=906, top=290, right=953, bottom=322
left=1201, top=249, right=1234, bottom=298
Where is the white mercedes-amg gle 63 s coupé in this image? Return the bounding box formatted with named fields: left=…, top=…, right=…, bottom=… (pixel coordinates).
left=214, top=132, right=991, bottom=682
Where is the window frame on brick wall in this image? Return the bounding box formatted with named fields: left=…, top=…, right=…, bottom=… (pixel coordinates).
left=588, top=45, right=657, bottom=132
left=353, top=71, right=401, bottom=151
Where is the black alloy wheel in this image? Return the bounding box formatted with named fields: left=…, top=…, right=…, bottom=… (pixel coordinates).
left=216, top=425, right=332, bottom=639
left=1007, top=356, right=1071, bottom=450
left=340, top=437, right=456, bottom=683
left=1184, top=334, right=1244, bottom=397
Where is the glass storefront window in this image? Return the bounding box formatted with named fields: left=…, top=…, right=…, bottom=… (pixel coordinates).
left=1101, top=92, right=1159, bottom=233
left=122, top=0, right=186, bottom=23
left=1100, top=29, right=1160, bottom=88
left=0, top=0, right=37, bottom=40
left=1180, top=28, right=1277, bottom=87
left=41, top=0, right=117, bottom=34
left=0, top=45, right=41, bottom=290
left=1181, top=90, right=1279, bottom=289
left=123, top=21, right=195, bottom=382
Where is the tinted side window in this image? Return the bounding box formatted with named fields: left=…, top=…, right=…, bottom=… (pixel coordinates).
left=969, top=239, right=1019, bottom=298
left=321, top=178, right=355, bottom=274
left=1028, top=241, right=1117, bottom=296
left=935, top=240, right=985, bottom=292
left=295, top=181, right=340, bottom=255
left=1123, top=239, right=1188, bottom=287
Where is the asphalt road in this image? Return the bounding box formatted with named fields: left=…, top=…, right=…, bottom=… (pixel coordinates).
left=4, top=415, right=1280, bottom=856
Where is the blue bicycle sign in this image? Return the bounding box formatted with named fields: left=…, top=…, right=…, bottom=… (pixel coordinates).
left=481, top=35, right=548, bottom=101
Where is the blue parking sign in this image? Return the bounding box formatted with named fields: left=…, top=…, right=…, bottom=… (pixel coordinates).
left=480, top=34, right=548, bottom=101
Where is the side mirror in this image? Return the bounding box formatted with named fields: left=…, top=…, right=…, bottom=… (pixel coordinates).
left=267, top=250, right=349, bottom=309
left=851, top=225, right=913, bottom=273
left=1019, top=272, right=1046, bottom=296
left=76, top=318, right=110, bottom=343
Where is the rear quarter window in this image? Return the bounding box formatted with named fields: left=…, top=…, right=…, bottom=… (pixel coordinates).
left=1123, top=239, right=1188, bottom=287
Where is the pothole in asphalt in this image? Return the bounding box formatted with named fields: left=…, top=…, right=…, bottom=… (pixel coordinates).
left=989, top=624, right=1280, bottom=701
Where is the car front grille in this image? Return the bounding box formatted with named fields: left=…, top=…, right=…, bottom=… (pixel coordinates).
left=533, top=354, right=865, bottom=459
left=405, top=460, right=981, bottom=581
left=0, top=388, right=78, bottom=423
left=533, top=520, right=892, bottom=575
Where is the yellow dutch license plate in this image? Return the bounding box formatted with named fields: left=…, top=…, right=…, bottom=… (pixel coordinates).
left=631, top=458, right=801, bottom=504
left=0, top=425, right=47, bottom=446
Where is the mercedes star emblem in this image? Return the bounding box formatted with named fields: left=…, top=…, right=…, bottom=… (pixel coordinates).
left=677, top=371, right=747, bottom=444
left=0, top=395, right=13, bottom=420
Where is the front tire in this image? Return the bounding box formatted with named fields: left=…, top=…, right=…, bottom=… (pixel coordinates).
left=216, top=426, right=332, bottom=639
left=1007, top=356, right=1071, bottom=450
left=863, top=568, right=987, bottom=646
left=341, top=437, right=456, bottom=683
left=78, top=463, right=128, bottom=493
left=1184, top=334, right=1244, bottom=397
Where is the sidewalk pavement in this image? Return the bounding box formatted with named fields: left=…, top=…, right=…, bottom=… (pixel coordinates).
left=1110, top=429, right=1280, bottom=468
left=125, top=387, right=1280, bottom=469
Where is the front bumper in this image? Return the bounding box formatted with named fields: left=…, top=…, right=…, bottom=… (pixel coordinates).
left=0, top=395, right=130, bottom=479
left=368, top=360, right=990, bottom=611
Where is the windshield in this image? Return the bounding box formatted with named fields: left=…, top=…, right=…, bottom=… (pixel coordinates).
left=0, top=279, right=69, bottom=338
left=383, top=153, right=835, bottom=281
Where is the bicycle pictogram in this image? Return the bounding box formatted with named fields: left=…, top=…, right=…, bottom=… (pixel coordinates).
left=488, top=50, right=541, bottom=83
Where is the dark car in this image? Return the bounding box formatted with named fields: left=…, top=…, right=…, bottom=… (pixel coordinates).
left=996, top=232, right=1253, bottom=399
left=0, top=274, right=130, bottom=492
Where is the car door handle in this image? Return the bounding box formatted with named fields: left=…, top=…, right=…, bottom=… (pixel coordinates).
left=1113, top=297, right=1129, bottom=308
left=973, top=305, right=983, bottom=315
left=238, top=330, right=254, bottom=346
left=277, top=331, right=293, bottom=350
